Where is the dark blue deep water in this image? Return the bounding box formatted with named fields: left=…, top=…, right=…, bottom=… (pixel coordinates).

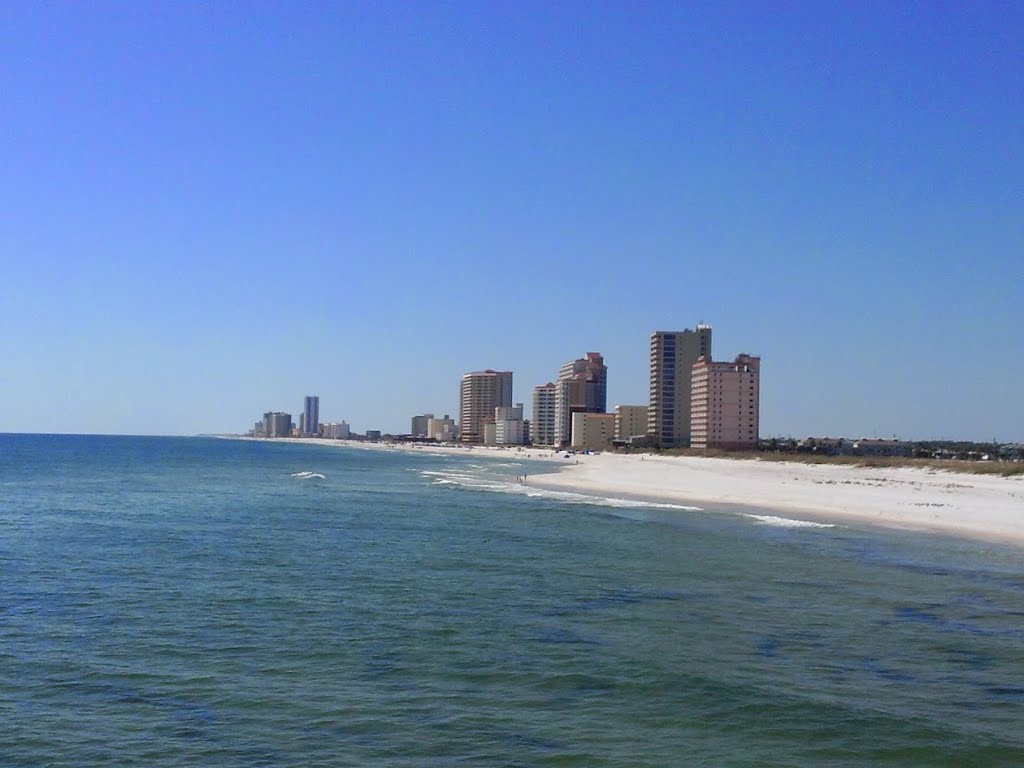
left=1, top=435, right=1023, bottom=766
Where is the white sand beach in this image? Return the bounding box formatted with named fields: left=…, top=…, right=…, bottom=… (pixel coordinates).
left=523, top=452, right=1024, bottom=545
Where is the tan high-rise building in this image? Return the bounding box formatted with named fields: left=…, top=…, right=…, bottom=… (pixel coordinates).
left=691, top=354, right=760, bottom=450
left=614, top=405, right=649, bottom=442
left=648, top=325, right=712, bottom=448
left=571, top=412, right=616, bottom=451
left=458, top=370, right=513, bottom=443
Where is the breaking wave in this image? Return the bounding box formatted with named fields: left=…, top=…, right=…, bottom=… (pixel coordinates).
left=745, top=514, right=834, bottom=529
left=419, top=469, right=703, bottom=512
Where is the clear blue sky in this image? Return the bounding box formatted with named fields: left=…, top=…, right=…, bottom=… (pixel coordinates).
left=2, top=2, right=1021, bottom=440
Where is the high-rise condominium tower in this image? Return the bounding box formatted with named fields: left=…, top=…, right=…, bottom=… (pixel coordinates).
left=554, top=352, right=607, bottom=447
left=264, top=411, right=293, bottom=438
left=648, top=325, right=712, bottom=448
left=410, top=414, right=433, bottom=437
left=531, top=383, right=557, bottom=446
left=458, top=370, right=513, bottom=443
left=557, top=352, right=607, bottom=413
left=302, top=395, right=320, bottom=437
left=691, top=354, right=760, bottom=450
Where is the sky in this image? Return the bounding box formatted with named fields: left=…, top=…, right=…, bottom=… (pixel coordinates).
left=1, top=2, right=1021, bottom=440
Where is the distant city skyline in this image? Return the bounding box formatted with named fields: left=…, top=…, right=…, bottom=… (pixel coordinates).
left=1, top=4, right=1021, bottom=441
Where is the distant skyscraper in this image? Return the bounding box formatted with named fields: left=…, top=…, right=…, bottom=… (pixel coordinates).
left=263, top=411, right=293, bottom=438
left=554, top=352, right=607, bottom=447
left=691, top=354, right=760, bottom=450
left=411, top=414, right=433, bottom=437
left=459, top=370, right=513, bottom=443
left=531, top=383, right=557, bottom=446
left=648, top=325, right=712, bottom=448
left=302, top=395, right=320, bottom=437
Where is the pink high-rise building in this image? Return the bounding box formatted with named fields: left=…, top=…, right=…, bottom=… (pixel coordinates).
left=691, top=354, right=760, bottom=450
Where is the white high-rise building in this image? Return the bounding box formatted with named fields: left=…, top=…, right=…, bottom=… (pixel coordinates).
left=531, top=383, right=557, bottom=446
left=427, top=415, right=457, bottom=442
left=323, top=421, right=351, bottom=440
left=494, top=404, right=527, bottom=445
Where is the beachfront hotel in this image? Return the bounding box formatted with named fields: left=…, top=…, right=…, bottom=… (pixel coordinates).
left=458, top=370, right=513, bottom=443
left=690, top=353, right=760, bottom=450
left=554, top=352, right=608, bottom=447
left=648, top=325, right=712, bottom=448
left=532, top=383, right=557, bottom=447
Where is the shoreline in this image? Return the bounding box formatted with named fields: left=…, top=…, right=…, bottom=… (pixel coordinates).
left=230, top=437, right=1024, bottom=546
left=522, top=452, right=1024, bottom=546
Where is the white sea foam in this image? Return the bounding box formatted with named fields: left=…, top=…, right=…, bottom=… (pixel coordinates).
left=423, top=469, right=703, bottom=512
left=420, top=470, right=477, bottom=481
left=745, top=514, right=834, bottom=529
left=290, top=471, right=326, bottom=480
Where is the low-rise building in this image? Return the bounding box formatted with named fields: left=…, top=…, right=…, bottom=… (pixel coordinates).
left=481, top=420, right=497, bottom=446
left=798, top=437, right=849, bottom=455
left=852, top=439, right=910, bottom=457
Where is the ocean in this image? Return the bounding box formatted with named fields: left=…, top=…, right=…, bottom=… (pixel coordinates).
left=1, top=434, right=1022, bottom=766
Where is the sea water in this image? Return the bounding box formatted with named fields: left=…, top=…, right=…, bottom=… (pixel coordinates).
left=1, top=434, right=1022, bottom=766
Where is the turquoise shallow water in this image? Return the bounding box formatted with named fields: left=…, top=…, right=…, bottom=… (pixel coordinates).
left=1, top=434, right=1023, bottom=766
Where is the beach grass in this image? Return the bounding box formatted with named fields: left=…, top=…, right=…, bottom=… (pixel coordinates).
left=648, top=448, right=1024, bottom=477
